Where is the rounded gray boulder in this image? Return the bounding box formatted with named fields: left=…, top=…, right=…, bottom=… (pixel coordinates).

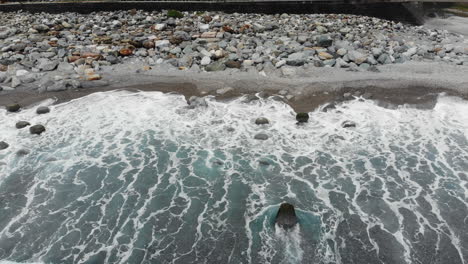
left=16, top=121, right=31, bottom=129
left=36, top=106, right=50, bottom=114
left=255, top=117, right=269, bottom=125
left=6, top=103, right=21, bottom=112
left=30, top=125, right=46, bottom=135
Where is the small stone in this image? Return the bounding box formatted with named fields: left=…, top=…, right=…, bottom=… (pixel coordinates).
left=155, top=23, right=166, bottom=31
left=318, top=52, right=333, bottom=60
left=0, top=141, right=8, bottom=150
left=37, top=59, right=58, bottom=71
left=80, top=52, right=101, bottom=59
left=342, top=121, right=356, bottom=128
left=225, top=60, right=241, bottom=69
left=30, top=124, right=46, bottom=135
left=142, top=40, right=155, bottom=49
left=337, top=48, right=347, bottom=56
left=317, top=35, right=333, bottom=47
left=11, top=77, right=21, bottom=88
left=348, top=50, right=367, bottom=64
left=200, top=32, right=217, bottom=38
left=36, top=106, right=50, bottom=114
left=201, top=56, right=211, bottom=66
left=254, top=133, right=269, bottom=140
left=16, top=121, right=31, bottom=129
left=205, top=61, right=226, bottom=72
left=296, top=112, right=309, bottom=123
left=286, top=52, right=306, bottom=66
left=86, top=74, right=102, bottom=81
left=6, top=103, right=21, bottom=112
left=255, top=117, right=269, bottom=125
left=155, top=40, right=170, bottom=48
left=119, top=48, right=133, bottom=56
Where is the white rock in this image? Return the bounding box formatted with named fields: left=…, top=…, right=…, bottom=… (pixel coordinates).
left=199, top=24, right=210, bottom=31
left=243, top=60, right=254, bottom=67
left=155, top=40, right=170, bottom=48
left=155, top=24, right=166, bottom=31
left=11, top=76, right=21, bottom=88
left=403, top=47, right=418, bottom=57
left=200, top=56, right=211, bottom=66
left=275, top=60, right=286, bottom=68
left=16, top=69, right=29, bottom=77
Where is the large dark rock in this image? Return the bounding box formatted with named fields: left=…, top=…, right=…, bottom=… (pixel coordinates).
left=36, top=106, right=50, bottom=114
left=16, top=121, right=31, bottom=129
left=30, top=125, right=46, bottom=135
left=255, top=117, right=269, bottom=125
left=275, top=203, right=298, bottom=229
left=296, top=112, right=309, bottom=123
left=6, top=103, right=21, bottom=112
left=0, top=141, right=9, bottom=150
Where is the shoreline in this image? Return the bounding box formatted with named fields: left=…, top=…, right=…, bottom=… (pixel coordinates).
left=1, top=73, right=466, bottom=113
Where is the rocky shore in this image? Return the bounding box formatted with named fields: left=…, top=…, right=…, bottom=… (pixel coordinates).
left=0, top=9, right=467, bottom=95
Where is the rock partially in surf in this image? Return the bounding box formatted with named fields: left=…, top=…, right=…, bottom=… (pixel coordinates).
left=6, top=103, right=21, bottom=112
left=322, top=103, right=336, bottom=112
left=188, top=96, right=208, bottom=108
left=254, top=133, right=269, bottom=140
left=275, top=203, right=298, bottom=229
left=36, top=106, right=50, bottom=114
left=243, top=94, right=259, bottom=103
left=342, top=121, right=356, bottom=128
left=0, top=141, right=9, bottom=150
left=30, top=125, right=46, bottom=135
left=16, top=121, right=31, bottom=129
left=16, top=149, right=30, bottom=156
left=255, top=117, right=269, bottom=125
left=296, top=112, right=309, bottom=123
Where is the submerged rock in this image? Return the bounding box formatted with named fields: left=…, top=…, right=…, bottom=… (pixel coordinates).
left=188, top=96, right=208, bottom=108
left=296, top=112, right=309, bottom=123
left=16, top=149, right=30, bottom=156
left=254, top=133, right=269, bottom=140
left=30, top=125, right=46, bottom=135
left=275, top=203, right=298, bottom=229
left=36, top=106, right=50, bottom=114
left=255, top=117, right=269, bottom=125
left=6, top=103, right=21, bottom=112
left=16, top=121, right=31, bottom=129
left=0, top=141, right=9, bottom=150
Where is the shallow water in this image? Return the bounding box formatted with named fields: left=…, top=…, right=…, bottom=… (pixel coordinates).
left=0, top=91, right=467, bottom=264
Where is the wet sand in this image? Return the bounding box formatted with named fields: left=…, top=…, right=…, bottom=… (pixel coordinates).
left=1, top=81, right=466, bottom=113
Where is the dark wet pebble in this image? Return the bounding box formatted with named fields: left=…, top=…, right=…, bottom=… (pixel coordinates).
left=36, top=106, right=50, bottom=114
left=16, top=121, right=31, bottom=129
left=255, top=117, right=269, bottom=125
left=30, top=125, right=46, bottom=135
left=6, top=103, right=21, bottom=112
left=0, top=141, right=9, bottom=150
